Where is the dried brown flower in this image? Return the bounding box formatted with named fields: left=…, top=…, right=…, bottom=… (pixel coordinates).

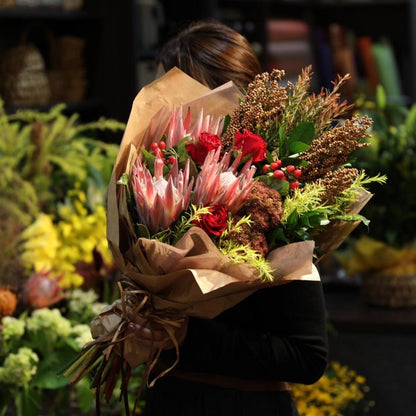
left=226, top=182, right=283, bottom=257
left=227, top=220, right=269, bottom=257
left=241, top=181, right=283, bottom=232
left=317, top=167, right=359, bottom=204
left=281, top=67, right=354, bottom=136
left=300, top=115, right=372, bottom=182
left=222, top=69, right=288, bottom=150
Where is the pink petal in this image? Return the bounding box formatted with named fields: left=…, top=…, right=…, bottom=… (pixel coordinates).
left=184, top=107, right=191, bottom=131
left=190, top=109, right=204, bottom=139
left=154, top=156, right=164, bottom=180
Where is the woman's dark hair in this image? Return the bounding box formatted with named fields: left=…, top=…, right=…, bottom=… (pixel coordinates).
left=156, top=21, right=262, bottom=91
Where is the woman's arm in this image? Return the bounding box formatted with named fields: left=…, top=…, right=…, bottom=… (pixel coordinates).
left=176, top=280, right=328, bottom=384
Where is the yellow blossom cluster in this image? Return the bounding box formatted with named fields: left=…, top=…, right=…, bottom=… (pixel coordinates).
left=20, top=188, right=113, bottom=288
left=292, top=361, right=372, bottom=416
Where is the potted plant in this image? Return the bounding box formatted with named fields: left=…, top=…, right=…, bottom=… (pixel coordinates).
left=0, top=101, right=127, bottom=414
left=337, top=86, right=416, bottom=307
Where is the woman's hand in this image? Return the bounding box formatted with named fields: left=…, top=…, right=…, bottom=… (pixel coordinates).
left=127, top=315, right=189, bottom=350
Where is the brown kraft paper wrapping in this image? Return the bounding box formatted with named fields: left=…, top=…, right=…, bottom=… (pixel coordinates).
left=103, top=68, right=323, bottom=370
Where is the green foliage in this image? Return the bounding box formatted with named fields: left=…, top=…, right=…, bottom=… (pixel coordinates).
left=354, top=88, right=416, bottom=247
left=153, top=205, right=211, bottom=245
left=256, top=173, right=290, bottom=196
left=0, top=305, right=96, bottom=416
left=270, top=173, right=385, bottom=250
left=219, top=216, right=275, bottom=281
left=274, top=182, right=331, bottom=246
left=218, top=239, right=275, bottom=281
left=0, top=98, right=124, bottom=226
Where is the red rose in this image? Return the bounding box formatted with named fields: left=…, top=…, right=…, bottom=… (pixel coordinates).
left=234, top=129, right=267, bottom=162
left=186, top=132, right=222, bottom=166
left=194, top=204, right=228, bottom=237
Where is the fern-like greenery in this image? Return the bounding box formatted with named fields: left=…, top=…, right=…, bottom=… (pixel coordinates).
left=219, top=216, right=275, bottom=281
left=153, top=205, right=211, bottom=245
left=153, top=210, right=275, bottom=281
left=332, top=171, right=387, bottom=216
left=281, top=182, right=327, bottom=224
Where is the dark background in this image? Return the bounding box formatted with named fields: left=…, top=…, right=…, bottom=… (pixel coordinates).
left=1, top=2, right=415, bottom=414
left=1, top=0, right=415, bottom=125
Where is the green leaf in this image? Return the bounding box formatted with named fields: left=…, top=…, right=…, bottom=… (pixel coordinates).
left=286, top=210, right=299, bottom=227
left=32, top=351, right=74, bottom=389
left=176, top=136, right=191, bottom=161
left=255, top=175, right=289, bottom=195
left=267, top=227, right=289, bottom=249
left=288, top=140, right=310, bottom=154
left=279, top=125, right=287, bottom=156
left=281, top=157, right=308, bottom=167
left=334, top=213, right=370, bottom=226
left=375, top=85, right=387, bottom=110
left=222, top=114, right=231, bottom=135
left=176, top=137, right=199, bottom=176
left=294, top=228, right=310, bottom=241
left=266, top=151, right=274, bottom=163
left=304, top=211, right=328, bottom=228
left=0, top=390, right=11, bottom=416
left=15, top=388, right=42, bottom=416
left=288, top=122, right=315, bottom=144
left=141, top=147, right=156, bottom=166
left=135, top=223, right=151, bottom=239
left=116, top=172, right=129, bottom=186
left=405, top=104, right=416, bottom=137
left=74, top=378, right=94, bottom=413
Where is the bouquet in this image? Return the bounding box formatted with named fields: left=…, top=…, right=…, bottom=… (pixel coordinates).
left=64, top=67, right=382, bottom=414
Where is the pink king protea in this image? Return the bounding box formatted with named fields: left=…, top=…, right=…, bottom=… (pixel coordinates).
left=166, top=106, right=224, bottom=149
left=131, top=155, right=194, bottom=233
left=22, top=270, right=66, bottom=309
left=192, top=148, right=256, bottom=213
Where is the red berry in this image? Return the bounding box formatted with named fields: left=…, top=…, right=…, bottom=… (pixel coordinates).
left=167, top=156, right=176, bottom=164
left=293, top=169, right=302, bottom=178
left=273, top=169, right=285, bottom=179
left=286, top=165, right=295, bottom=173
left=150, top=142, right=159, bottom=150
left=153, top=148, right=163, bottom=156
left=270, top=162, right=279, bottom=171
left=274, top=159, right=282, bottom=168
left=262, top=165, right=270, bottom=173
left=290, top=181, right=299, bottom=189
left=158, top=141, right=166, bottom=150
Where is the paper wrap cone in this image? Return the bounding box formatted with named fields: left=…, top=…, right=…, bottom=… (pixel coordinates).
left=107, top=68, right=319, bottom=316
left=102, top=68, right=321, bottom=369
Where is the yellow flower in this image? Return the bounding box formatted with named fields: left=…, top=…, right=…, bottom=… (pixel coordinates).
left=20, top=214, right=60, bottom=272
left=20, top=190, right=115, bottom=288
left=292, top=361, right=371, bottom=416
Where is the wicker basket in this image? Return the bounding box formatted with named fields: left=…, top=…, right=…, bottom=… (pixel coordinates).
left=0, top=24, right=88, bottom=106
left=362, top=272, right=416, bottom=308
left=48, top=35, right=87, bottom=102
left=0, top=23, right=56, bottom=107
left=0, top=0, right=16, bottom=7
left=0, top=43, right=51, bottom=107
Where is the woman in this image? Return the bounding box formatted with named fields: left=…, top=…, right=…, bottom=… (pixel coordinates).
left=139, top=20, right=328, bottom=416
left=155, top=20, right=262, bottom=91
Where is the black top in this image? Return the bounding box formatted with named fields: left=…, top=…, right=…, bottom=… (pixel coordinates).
left=144, top=280, right=328, bottom=416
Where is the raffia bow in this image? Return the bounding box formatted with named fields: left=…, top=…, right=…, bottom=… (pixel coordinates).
left=63, top=278, right=186, bottom=415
